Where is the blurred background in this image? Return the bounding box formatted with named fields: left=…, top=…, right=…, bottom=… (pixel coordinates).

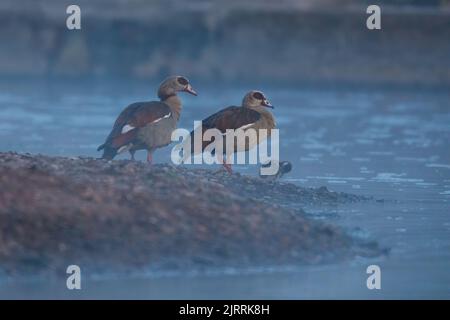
left=0, top=0, right=449, bottom=299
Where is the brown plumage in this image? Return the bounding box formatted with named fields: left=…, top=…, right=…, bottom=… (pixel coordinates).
left=98, top=76, right=197, bottom=162
left=189, top=90, right=276, bottom=173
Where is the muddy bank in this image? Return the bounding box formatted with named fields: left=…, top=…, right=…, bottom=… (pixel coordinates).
left=0, top=152, right=382, bottom=277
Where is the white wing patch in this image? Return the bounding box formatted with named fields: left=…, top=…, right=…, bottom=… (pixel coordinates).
left=121, top=112, right=171, bottom=134
left=221, top=122, right=255, bottom=135
left=151, top=112, right=171, bottom=124
left=121, top=124, right=135, bottom=134
left=237, top=123, right=255, bottom=130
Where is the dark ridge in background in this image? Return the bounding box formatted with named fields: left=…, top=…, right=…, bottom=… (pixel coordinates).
left=0, top=152, right=383, bottom=276
left=1, top=0, right=449, bottom=87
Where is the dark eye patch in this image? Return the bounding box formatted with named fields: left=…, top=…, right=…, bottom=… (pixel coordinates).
left=252, top=92, right=264, bottom=100
left=177, top=77, right=189, bottom=85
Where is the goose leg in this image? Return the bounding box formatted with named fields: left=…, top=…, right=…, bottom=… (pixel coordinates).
left=130, top=150, right=136, bottom=161
left=216, top=153, right=233, bottom=174
left=147, top=151, right=153, bottom=164
left=222, top=163, right=233, bottom=174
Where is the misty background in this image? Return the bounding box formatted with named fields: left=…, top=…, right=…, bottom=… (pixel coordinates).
left=1, top=0, right=449, bottom=87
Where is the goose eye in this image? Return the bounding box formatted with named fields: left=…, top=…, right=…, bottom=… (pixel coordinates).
left=177, top=77, right=189, bottom=85
left=252, top=92, right=264, bottom=100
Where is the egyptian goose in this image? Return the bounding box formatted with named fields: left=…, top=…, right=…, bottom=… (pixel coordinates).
left=98, top=76, right=197, bottom=162
left=189, top=90, right=275, bottom=173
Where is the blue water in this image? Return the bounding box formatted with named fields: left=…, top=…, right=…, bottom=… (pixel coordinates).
left=0, top=80, right=449, bottom=299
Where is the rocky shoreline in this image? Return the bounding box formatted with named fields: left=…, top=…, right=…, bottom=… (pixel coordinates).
left=0, top=152, right=383, bottom=277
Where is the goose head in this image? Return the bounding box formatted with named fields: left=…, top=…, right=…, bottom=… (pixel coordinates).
left=158, top=75, right=197, bottom=99
left=242, top=90, right=273, bottom=109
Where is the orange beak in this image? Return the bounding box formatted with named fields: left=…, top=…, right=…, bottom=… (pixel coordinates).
left=262, top=99, right=274, bottom=109
left=184, top=84, right=198, bottom=96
